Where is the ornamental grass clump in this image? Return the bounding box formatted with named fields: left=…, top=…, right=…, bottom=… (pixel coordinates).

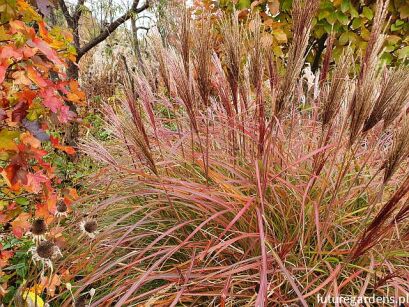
left=64, top=0, right=409, bottom=305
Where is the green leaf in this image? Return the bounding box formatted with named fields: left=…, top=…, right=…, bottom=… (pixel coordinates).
left=341, top=0, right=350, bottom=13
left=15, top=197, right=29, bottom=206
left=323, top=22, right=333, bottom=33
left=351, top=17, right=361, bottom=29
left=336, top=11, right=349, bottom=25
left=349, top=6, right=359, bottom=18
left=339, top=31, right=357, bottom=45
left=326, top=13, right=337, bottom=25
left=237, top=0, right=251, bottom=9
left=380, top=52, right=393, bottom=65
left=362, top=7, right=373, bottom=20
left=391, top=22, right=403, bottom=32
left=0, top=129, right=20, bottom=151
left=318, top=10, right=330, bottom=20
left=339, top=32, right=350, bottom=45
left=397, top=46, right=409, bottom=59
left=281, top=0, right=292, bottom=11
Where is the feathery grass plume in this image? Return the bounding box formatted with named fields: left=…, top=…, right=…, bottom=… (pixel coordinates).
left=101, top=97, right=157, bottom=174
left=353, top=172, right=409, bottom=259
left=211, top=53, right=234, bottom=116
left=275, top=0, right=319, bottom=115
left=359, top=0, right=390, bottom=80
left=364, top=67, right=409, bottom=132
left=67, top=9, right=409, bottom=307
left=193, top=18, right=213, bottom=108
left=394, top=198, right=409, bottom=224
left=248, top=15, right=266, bottom=156
left=319, top=33, right=335, bottom=83
left=382, top=118, right=409, bottom=183
left=321, top=50, right=352, bottom=128
left=349, top=0, right=389, bottom=144
left=221, top=13, right=242, bottom=113
left=168, top=49, right=199, bottom=134
left=266, top=52, right=280, bottom=103
left=181, top=9, right=191, bottom=77
left=348, top=39, right=384, bottom=145
left=382, top=68, right=409, bottom=129
left=152, top=36, right=172, bottom=95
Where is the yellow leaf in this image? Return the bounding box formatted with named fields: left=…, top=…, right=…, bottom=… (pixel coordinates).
left=0, top=129, right=19, bottom=151
left=273, top=28, right=287, bottom=43
left=23, top=291, right=45, bottom=307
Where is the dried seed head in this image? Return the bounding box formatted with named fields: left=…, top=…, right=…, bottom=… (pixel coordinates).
left=36, top=241, right=55, bottom=259
left=383, top=118, right=409, bottom=183
left=31, top=219, right=47, bottom=236
left=56, top=201, right=68, bottom=213
left=84, top=220, right=98, bottom=234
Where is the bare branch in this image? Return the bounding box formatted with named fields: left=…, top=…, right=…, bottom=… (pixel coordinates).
left=77, top=0, right=149, bottom=60
left=73, top=0, right=86, bottom=22
left=136, top=26, right=150, bottom=31
left=58, top=0, right=74, bottom=28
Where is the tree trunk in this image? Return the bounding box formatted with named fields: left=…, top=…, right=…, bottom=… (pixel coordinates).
left=66, top=60, right=80, bottom=151
left=67, top=60, right=79, bottom=80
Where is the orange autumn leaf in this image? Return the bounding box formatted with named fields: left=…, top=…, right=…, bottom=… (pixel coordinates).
left=20, top=132, right=41, bottom=148
left=27, top=66, right=48, bottom=87
left=50, top=136, right=76, bottom=155
left=11, top=212, right=31, bottom=238
left=39, top=274, right=61, bottom=297
left=35, top=203, right=53, bottom=222
left=0, top=248, right=14, bottom=268
left=46, top=193, right=57, bottom=213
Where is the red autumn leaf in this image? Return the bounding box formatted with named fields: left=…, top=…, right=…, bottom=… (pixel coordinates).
left=40, top=88, right=63, bottom=112
left=20, top=45, right=37, bottom=58
left=0, top=60, right=9, bottom=83
left=11, top=101, right=28, bottom=122
left=20, top=132, right=41, bottom=148
left=27, top=65, right=48, bottom=87
left=0, top=247, right=14, bottom=268
left=12, top=70, right=32, bottom=86
left=0, top=45, right=22, bottom=60
left=31, top=37, right=63, bottom=65
left=0, top=108, right=6, bottom=121
left=10, top=212, right=31, bottom=238
left=26, top=171, right=49, bottom=193
left=50, top=136, right=76, bottom=155
left=67, top=187, right=79, bottom=200
left=2, top=163, right=28, bottom=189
left=9, top=20, right=33, bottom=37
left=57, top=104, right=76, bottom=123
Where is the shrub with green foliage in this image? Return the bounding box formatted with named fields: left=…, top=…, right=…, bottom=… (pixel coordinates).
left=195, top=0, right=408, bottom=68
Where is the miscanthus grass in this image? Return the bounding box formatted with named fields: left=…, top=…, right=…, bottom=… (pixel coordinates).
left=61, top=0, right=409, bottom=305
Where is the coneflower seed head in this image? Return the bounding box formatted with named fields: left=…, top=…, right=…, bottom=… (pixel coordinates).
left=36, top=241, right=55, bottom=259
left=56, top=202, right=68, bottom=213
left=31, top=219, right=47, bottom=235
left=84, top=220, right=98, bottom=234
